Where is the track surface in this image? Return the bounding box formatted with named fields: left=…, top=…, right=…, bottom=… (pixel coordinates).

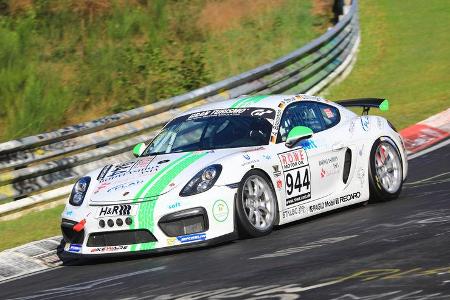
left=1, top=144, right=450, bottom=300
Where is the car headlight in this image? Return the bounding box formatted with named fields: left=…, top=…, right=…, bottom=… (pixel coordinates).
left=180, top=165, right=222, bottom=197
left=69, top=177, right=91, bottom=206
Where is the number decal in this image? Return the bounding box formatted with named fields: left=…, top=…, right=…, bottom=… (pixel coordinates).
left=278, top=148, right=312, bottom=206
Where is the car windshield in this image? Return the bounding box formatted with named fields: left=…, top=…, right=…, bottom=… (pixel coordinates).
left=142, top=108, right=275, bottom=155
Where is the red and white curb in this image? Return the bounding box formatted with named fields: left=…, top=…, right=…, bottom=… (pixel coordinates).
left=0, top=108, right=449, bottom=284
left=401, top=108, right=450, bottom=156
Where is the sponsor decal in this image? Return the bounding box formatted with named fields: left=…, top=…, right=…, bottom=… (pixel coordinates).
left=377, top=117, right=384, bottom=129
left=97, top=164, right=113, bottom=181
left=213, top=200, right=229, bottom=222
left=94, top=181, right=110, bottom=194
left=241, top=159, right=259, bottom=167
left=68, top=244, right=82, bottom=253
left=276, top=178, right=283, bottom=189
left=278, top=149, right=311, bottom=206
left=282, top=205, right=306, bottom=220
left=278, top=149, right=308, bottom=170
left=361, top=116, right=370, bottom=131
left=318, top=156, right=338, bottom=166
left=243, top=154, right=251, bottom=160
left=272, top=165, right=282, bottom=177
left=251, top=109, right=273, bottom=117
left=320, top=165, right=339, bottom=178
left=262, top=154, right=271, bottom=160
left=158, top=159, right=170, bottom=164
left=187, top=108, right=276, bottom=120
left=123, top=191, right=130, bottom=196
left=272, top=109, right=283, bottom=132
left=167, top=237, right=177, bottom=246
left=359, top=144, right=364, bottom=156
left=90, top=245, right=128, bottom=253
left=63, top=209, right=73, bottom=217
left=168, top=202, right=181, bottom=209
left=100, top=158, right=160, bottom=182
left=294, top=94, right=305, bottom=101
left=106, top=179, right=145, bottom=193
left=176, top=233, right=207, bottom=243
left=309, top=192, right=361, bottom=213
left=357, top=167, right=365, bottom=188
left=299, top=140, right=317, bottom=150
left=323, top=108, right=334, bottom=118
left=96, top=204, right=138, bottom=218
left=270, top=135, right=277, bottom=143
left=349, top=120, right=356, bottom=133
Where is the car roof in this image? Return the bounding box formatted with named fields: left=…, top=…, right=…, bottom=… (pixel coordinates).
left=181, top=94, right=336, bottom=116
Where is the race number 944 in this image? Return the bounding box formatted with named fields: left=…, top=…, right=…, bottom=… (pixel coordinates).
left=285, top=167, right=310, bottom=196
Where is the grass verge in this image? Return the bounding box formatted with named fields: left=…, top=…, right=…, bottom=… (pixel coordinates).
left=323, top=0, right=450, bottom=129
left=0, top=205, right=64, bottom=251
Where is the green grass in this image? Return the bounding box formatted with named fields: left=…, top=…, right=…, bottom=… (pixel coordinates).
left=323, top=0, right=450, bottom=129
left=0, top=0, right=328, bottom=142
left=0, top=205, right=64, bottom=251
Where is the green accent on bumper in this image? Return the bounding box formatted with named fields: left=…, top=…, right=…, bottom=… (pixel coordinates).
left=230, top=95, right=269, bottom=108
left=130, top=152, right=208, bottom=251
left=379, top=99, right=389, bottom=111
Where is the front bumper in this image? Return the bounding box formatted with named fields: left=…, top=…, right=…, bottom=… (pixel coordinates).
left=61, top=185, right=236, bottom=256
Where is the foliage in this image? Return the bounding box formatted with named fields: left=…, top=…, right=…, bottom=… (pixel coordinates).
left=0, top=0, right=325, bottom=141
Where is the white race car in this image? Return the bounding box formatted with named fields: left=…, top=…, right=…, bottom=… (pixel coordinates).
left=61, top=94, right=408, bottom=256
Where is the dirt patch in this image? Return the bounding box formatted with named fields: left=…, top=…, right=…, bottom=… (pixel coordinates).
left=197, top=0, right=285, bottom=33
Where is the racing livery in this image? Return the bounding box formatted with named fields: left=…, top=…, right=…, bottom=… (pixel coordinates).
left=61, top=94, right=408, bottom=256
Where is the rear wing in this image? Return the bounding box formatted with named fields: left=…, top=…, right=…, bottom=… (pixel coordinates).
left=335, top=98, right=389, bottom=115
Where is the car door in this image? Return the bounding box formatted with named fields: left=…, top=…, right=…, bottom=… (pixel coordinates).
left=273, top=101, right=347, bottom=212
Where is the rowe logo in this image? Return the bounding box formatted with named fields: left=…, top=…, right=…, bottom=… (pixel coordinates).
left=98, top=204, right=133, bottom=217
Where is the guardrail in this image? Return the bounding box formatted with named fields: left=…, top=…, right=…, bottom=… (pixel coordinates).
left=0, top=0, right=360, bottom=217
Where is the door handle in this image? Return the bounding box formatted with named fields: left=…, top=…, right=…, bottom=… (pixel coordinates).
left=332, top=142, right=345, bottom=151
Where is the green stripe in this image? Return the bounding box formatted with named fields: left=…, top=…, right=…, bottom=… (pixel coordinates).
left=131, top=152, right=208, bottom=251
left=230, top=96, right=252, bottom=108
left=129, top=153, right=193, bottom=235
left=230, top=95, right=269, bottom=108
left=133, top=153, right=194, bottom=201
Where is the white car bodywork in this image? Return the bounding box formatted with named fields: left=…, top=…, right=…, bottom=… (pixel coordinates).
left=61, top=94, right=408, bottom=256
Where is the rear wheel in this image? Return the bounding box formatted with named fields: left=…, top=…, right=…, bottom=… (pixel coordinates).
left=236, top=170, right=278, bottom=237
left=368, top=138, right=403, bottom=202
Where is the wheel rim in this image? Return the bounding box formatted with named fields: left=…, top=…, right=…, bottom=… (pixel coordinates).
left=374, top=142, right=402, bottom=193
left=242, top=175, right=275, bottom=230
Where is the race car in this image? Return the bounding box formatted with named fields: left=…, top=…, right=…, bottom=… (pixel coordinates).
left=61, top=94, right=408, bottom=256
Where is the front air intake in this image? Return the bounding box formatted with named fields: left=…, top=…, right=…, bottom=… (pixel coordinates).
left=87, top=229, right=157, bottom=247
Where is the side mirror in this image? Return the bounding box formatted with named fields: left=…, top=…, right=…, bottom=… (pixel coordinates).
left=132, top=143, right=146, bottom=157
left=285, top=126, right=313, bottom=148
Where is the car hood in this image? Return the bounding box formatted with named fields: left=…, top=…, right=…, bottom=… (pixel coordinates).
left=89, top=148, right=255, bottom=204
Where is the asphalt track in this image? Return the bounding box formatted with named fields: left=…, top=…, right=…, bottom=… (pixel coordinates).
left=1, top=143, right=450, bottom=300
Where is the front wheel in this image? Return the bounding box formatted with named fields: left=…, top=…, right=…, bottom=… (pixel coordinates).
left=368, top=138, right=404, bottom=202
left=236, top=170, right=278, bottom=237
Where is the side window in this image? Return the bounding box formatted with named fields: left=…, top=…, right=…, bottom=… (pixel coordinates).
left=277, top=102, right=325, bottom=143
left=317, top=103, right=340, bottom=129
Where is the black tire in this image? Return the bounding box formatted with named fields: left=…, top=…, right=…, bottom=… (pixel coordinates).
left=368, top=138, right=404, bottom=202
left=236, top=169, right=278, bottom=237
